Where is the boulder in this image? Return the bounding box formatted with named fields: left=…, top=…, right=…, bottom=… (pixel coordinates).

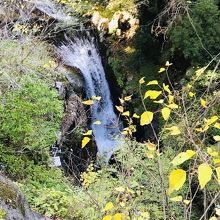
left=0, top=175, right=49, bottom=220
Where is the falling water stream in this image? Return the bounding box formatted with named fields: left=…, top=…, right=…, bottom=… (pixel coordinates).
left=58, top=35, right=122, bottom=160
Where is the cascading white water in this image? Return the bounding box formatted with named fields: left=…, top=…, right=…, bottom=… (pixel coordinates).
left=58, top=35, right=122, bottom=160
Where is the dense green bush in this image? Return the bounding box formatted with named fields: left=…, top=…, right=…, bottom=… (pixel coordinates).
left=170, top=0, right=220, bottom=64
left=0, top=76, right=63, bottom=161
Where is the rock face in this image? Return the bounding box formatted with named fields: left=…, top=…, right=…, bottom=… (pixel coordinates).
left=0, top=175, right=48, bottom=220
left=91, top=11, right=139, bottom=39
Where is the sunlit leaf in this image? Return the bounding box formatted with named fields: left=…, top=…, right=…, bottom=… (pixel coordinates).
left=165, top=61, right=173, bottom=67
left=82, top=100, right=94, bottom=105
left=147, top=80, right=158, bottom=86
left=187, top=84, right=192, bottom=89
left=102, top=215, right=112, bottom=220
left=165, top=126, right=181, bottom=135
left=146, top=152, right=154, bottom=159
left=116, top=106, right=124, bottom=113
left=168, top=95, right=174, bottom=104
left=168, top=169, right=186, bottom=194
left=114, top=213, right=122, bottom=220
left=166, top=103, right=179, bottom=109
left=214, top=123, right=220, bottom=129
left=140, top=111, right=153, bottom=126
left=216, top=167, right=220, bottom=184
left=158, top=67, right=166, bottom=73
left=133, top=113, right=140, bottom=118
left=122, top=111, right=130, bottom=116
left=124, top=95, right=132, bottom=101
left=170, top=195, right=182, bottom=202
left=94, top=120, right=102, bottom=125
left=153, top=99, right=164, bottom=104
left=200, top=98, right=207, bottom=108
left=161, top=107, right=171, bottom=121
left=213, top=136, right=220, bottom=141
left=83, top=130, right=93, bottom=136
left=141, top=211, right=150, bottom=218
left=92, top=95, right=102, bottom=101
left=172, top=150, right=196, bottom=166
left=214, top=159, right=220, bottom=165
left=163, top=83, right=171, bottom=94
left=119, top=98, right=124, bottom=104
left=189, top=92, right=195, bottom=97
left=204, top=116, right=218, bottom=126
left=183, top=200, right=191, bottom=205
left=198, top=163, right=212, bottom=189
left=195, top=127, right=203, bottom=132
left=82, top=137, right=90, bottom=148
left=207, top=147, right=219, bottom=157
left=139, top=77, right=145, bottom=84
left=145, top=141, right=156, bottom=151
left=103, top=202, right=114, bottom=212
left=144, top=90, right=162, bottom=100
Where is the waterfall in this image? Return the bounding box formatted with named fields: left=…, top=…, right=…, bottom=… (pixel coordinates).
left=58, top=35, right=122, bottom=160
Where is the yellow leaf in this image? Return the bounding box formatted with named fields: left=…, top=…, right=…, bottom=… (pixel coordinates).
left=187, top=84, right=192, bottom=89
left=213, top=136, right=220, bottom=141
left=200, top=98, right=208, bottom=108
left=183, top=200, right=191, bottom=205
left=166, top=103, right=179, bottom=109
left=147, top=80, right=158, bottom=85
left=172, top=150, right=196, bottom=166
left=216, top=167, right=220, bottom=184
left=114, top=213, right=123, bottom=220
left=209, top=217, right=218, bottom=220
left=140, top=111, right=153, bottom=126
left=124, top=95, right=132, bottom=101
left=207, top=147, right=219, bottom=157
left=145, top=141, right=156, bottom=151
left=168, top=95, right=174, bottom=104
left=116, top=106, right=124, bottom=113
left=161, top=107, right=171, bottom=121
left=93, top=120, right=102, bottom=125
left=214, top=123, right=220, bottom=129
left=139, top=77, right=145, bottom=84
left=119, top=98, right=124, bottom=104
left=213, top=159, right=220, bottom=165
left=83, top=130, right=93, bottom=136
left=198, top=163, right=212, bottom=189
left=163, top=83, right=171, bottom=94
left=204, top=116, right=218, bottom=126
left=122, top=111, right=130, bottom=116
left=103, top=202, right=114, bottom=212
left=165, top=126, right=181, bottom=135
left=165, top=61, right=173, bottom=66
left=82, top=100, right=94, bottom=105
left=121, top=130, right=129, bottom=135
left=158, top=67, right=166, bottom=73
left=189, top=92, right=195, bottom=97
left=146, top=152, right=154, bottom=159
left=82, top=137, right=90, bottom=148
left=102, top=215, right=112, bottom=220
left=195, top=127, right=203, bottom=132
left=141, top=211, right=150, bottom=218
left=133, top=113, right=140, bottom=118
left=144, top=90, right=162, bottom=99
left=92, top=95, right=101, bottom=101
left=168, top=169, right=186, bottom=194
left=153, top=99, right=164, bottom=104
left=170, top=195, right=183, bottom=202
